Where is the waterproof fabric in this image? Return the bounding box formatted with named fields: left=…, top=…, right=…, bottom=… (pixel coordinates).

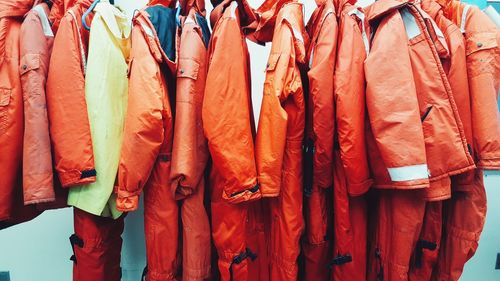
left=171, top=7, right=212, bottom=281
left=72, top=208, right=124, bottom=281
left=331, top=1, right=371, bottom=280
left=0, top=0, right=37, bottom=222
left=49, top=0, right=78, bottom=32
left=433, top=170, right=486, bottom=281
left=117, top=6, right=179, bottom=280
left=364, top=0, right=474, bottom=191
left=439, top=0, right=500, bottom=170
left=20, top=2, right=55, bottom=205
left=303, top=1, right=337, bottom=279
left=46, top=0, right=96, bottom=188
left=256, top=2, right=309, bottom=279
left=67, top=1, right=130, bottom=219
left=204, top=0, right=260, bottom=205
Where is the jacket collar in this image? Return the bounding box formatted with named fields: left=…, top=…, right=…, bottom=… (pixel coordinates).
left=365, top=0, right=410, bottom=23
left=0, top=0, right=35, bottom=18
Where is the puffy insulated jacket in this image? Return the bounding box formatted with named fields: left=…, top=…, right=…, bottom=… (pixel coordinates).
left=303, top=1, right=337, bottom=280
left=253, top=1, right=309, bottom=279
left=440, top=0, right=500, bottom=169
left=204, top=1, right=261, bottom=280
left=20, top=2, right=55, bottom=205
left=46, top=0, right=96, bottom=188
left=0, top=0, right=38, bottom=222
left=117, top=6, right=180, bottom=281
left=364, top=0, right=474, bottom=191
left=171, top=4, right=212, bottom=281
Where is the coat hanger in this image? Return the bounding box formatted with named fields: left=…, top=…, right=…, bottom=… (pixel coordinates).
left=82, top=0, right=115, bottom=31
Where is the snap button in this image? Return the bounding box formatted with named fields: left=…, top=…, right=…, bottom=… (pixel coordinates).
left=477, top=42, right=483, bottom=48
left=179, top=69, right=184, bottom=74
left=22, top=65, right=27, bottom=70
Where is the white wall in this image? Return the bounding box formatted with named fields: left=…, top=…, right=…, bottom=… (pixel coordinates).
left=0, top=1, right=498, bottom=281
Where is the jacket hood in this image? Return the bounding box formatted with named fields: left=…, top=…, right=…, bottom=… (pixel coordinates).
left=247, top=0, right=293, bottom=43
left=180, top=0, right=206, bottom=16
left=333, top=0, right=356, bottom=15
left=49, top=0, right=92, bottom=32
left=209, top=0, right=258, bottom=30
left=365, top=0, right=409, bottom=23
left=0, top=0, right=35, bottom=18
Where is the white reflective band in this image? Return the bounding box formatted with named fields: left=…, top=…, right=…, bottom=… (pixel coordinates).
left=141, top=22, right=154, bottom=37
left=387, top=164, right=429, bottom=182
left=309, top=47, right=314, bottom=68
left=400, top=8, right=421, bottom=40
left=230, top=1, right=238, bottom=19
left=33, top=5, right=54, bottom=37
left=292, top=27, right=304, bottom=43
left=348, top=8, right=370, bottom=54
left=460, top=5, right=471, bottom=33
left=185, top=17, right=195, bottom=24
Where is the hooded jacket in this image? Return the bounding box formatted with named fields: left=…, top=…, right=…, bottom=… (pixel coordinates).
left=364, top=0, right=475, bottom=191
left=46, top=0, right=96, bottom=188
left=20, top=2, right=56, bottom=205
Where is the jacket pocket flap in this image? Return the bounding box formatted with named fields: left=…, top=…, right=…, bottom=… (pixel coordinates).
left=466, top=32, right=498, bottom=56
left=266, top=53, right=281, bottom=71
left=177, top=58, right=200, bottom=80
left=20, top=54, right=40, bottom=75
left=0, top=88, right=11, bottom=106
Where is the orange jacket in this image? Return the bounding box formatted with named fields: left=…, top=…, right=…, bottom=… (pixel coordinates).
left=20, top=2, right=56, bottom=205
left=421, top=0, right=476, bottom=195
left=334, top=0, right=372, bottom=196
left=0, top=0, right=36, bottom=221
left=305, top=0, right=337, bottom=191
left=170, top=9, right=209, bottom=200
left=46, top=0, right=96, bottom=188
left=203, top=0, right=260, bottom=204
left=364, top=0, right=474, bottom=190
left=439, top=0, right=500, bottom=170
left=116, top=9, right=176, bottom=212
left=255, top=0, right=309, bottom=198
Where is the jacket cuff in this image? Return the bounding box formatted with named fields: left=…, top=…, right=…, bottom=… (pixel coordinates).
left=115, top=188, right=140, bottom=212
left=258, top=174, right=280, bottom=197
left=222, top=183, right=262, bottom=204
left=477, top=157, right=500, bottom=170
left=58, top=168, right=96, bottom=188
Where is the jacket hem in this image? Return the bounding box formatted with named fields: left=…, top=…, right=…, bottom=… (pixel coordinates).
left=429, top=164, right=476, bottom=181
left=24, top=197, right=55, bottom=205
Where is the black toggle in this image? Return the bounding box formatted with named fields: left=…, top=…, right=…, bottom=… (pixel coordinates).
left=230, top=183, right=260, bottom=198
left=375, top=248, right=384, bottom=281
left=229, top=248, right=257, bottom=281
left=414, top=240, right=437, bottom=268
left=69, top=234, right=84, bottom=264
left=303, top=138, right=314, bottom=197
left=328, top=254, right=353, bottom=268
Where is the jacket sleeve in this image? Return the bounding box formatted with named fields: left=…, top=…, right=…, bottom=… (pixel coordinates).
left=115, top=26, right=164, bottom=212
left=19, top=9, right=55, bottom=204
left=256, top=22, right=302, bottom=197
left=170, top=22, right=208, bottom=200
left=307, top=11, right=336, bottom=189
left=334, top=11, right=372, bottom=196
left=465, top=7, right=500, bottom=170
left=46, top=13, right=96, bottom=188
left=364, top=11, right=429, bottom=188
left=202, top=16, right=259, bottom=203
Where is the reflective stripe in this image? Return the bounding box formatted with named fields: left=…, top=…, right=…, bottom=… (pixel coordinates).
left=460, top=5, right=471, bottom=33
left=309, top=47, right=314, bottom=68
left=348, top=8, right=370, bottom=54
left=229, top=1, right=238, bottom=19
left=400, top=7, right=421, bottom=40
left=292, top=27, right=304, bottom=43
left=387, top=164, right=429, bottom=182
left=140, top=22, right=154, bottom=37
left=33, top=5, right=54, bottom=37
left=68, top=10, right=87, bottom=75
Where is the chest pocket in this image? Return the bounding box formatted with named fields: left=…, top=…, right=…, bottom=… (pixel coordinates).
left=177, top=58, right=200, bottom=80
left=19, top=54, right=41, bottom=76
left=465, top=32, right=498, bottom=78
left=0, top=87, right=12, bottom=133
